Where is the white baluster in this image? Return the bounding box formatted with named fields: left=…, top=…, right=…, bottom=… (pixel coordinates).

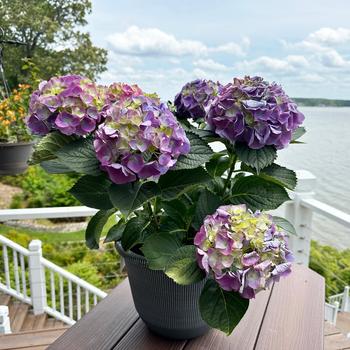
left=2, top=245, right=10, bottom=288
left=93, top=294, right=97, bottom=306
left=85, top=289, right=89, bottom=313
left=20, top=254, right=27, bottom=298
left=76, top=285, right=81, bottom=320
left=68, top=280, right=73, bottom=319
left=341, top=286, right=350, bottom=312
left=28, top=240, right=47, bottom=314
left=13, top=250, right=20, bottom=294
left=50, top=271, right=56, bottom=311
left=59, top=276, right=64, bottom=315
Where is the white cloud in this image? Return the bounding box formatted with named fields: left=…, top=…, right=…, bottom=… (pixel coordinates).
left=237, top=56, right=293, bottom=74
left=107, top=26, right=248, bottom=57
left=286, top=55, right=309, bottom=67
left=193, top=59, right=229, bottom=71
left=318, top=49, right=348, bottom=67
left=307, top=27, right=350, bottom=46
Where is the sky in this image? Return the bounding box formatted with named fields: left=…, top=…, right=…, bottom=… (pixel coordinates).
left=87, top=0, right=350, bottom=101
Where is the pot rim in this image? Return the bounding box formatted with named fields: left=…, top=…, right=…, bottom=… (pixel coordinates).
left=115, top=241, right=147, bottom=261
left=0, top=141, right=35, bottom=147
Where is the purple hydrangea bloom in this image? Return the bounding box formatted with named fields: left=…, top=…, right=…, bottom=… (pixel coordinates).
left=174, top=79, right=222, bottom=120
left=194, top=204, right=293, bottom=299
left=207, top=76, right=305, bottom=149
left=26, top=75, right=107, bottom=136
left=94, top=95, right=190, bottom=184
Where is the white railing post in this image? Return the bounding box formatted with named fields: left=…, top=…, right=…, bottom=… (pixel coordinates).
left=0, top=306, right=11, bottom=334
left=28, top=240, right=47, bottom=315
left=285, top=170, right=317, bottom=265
left=341, top=286, right=350, bottom=312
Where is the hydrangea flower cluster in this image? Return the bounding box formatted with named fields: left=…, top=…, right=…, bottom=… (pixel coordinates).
left=94, top=95, right=190, bottom=184
left=207, top=76, right=305, bottom=149
left=27, top=75, right=107, bottom=136
left=194, top=204, right=293, bottom=299
left=106, top=82, right=143, bottom=104
left=174, top=79, right=221, bottom=120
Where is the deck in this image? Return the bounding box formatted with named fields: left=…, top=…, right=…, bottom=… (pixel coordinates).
left=48, top=264, right=324, bottom=350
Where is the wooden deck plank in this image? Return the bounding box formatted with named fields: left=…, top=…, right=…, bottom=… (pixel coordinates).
left=184, top=287, right=272, bottom=350
left=113, top=318, right=186, bottom=350
left=0, top=328, right=67, bottom=350
left=22, top=313, right=36, bottom=331
left=324, top=333, right=350, bottom=350
left=48, top=279, right=138, bottom=350
left=324, top=321, right=342, bottom=336
left=11, top=303, right=29, bottom=332
left=255, top=264, right=324, bottom=350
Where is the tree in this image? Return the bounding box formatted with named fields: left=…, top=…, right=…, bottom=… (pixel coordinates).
left=0, top=0, right=107, bottom=89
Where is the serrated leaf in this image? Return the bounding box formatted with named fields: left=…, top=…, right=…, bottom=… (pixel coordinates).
left=192, top=189, right=222, bottom=230
left=141, top=232, right=181, bottom=270
left=104, top=219, right=126, bottom=243
left=41, top=159, right=73, bottom=174
left=56, top=137, right=101, bottom=176
left=199, top=279, right=249, bottom=335
left=235, top=143, right=276, bottom=173
left=159, top=167, right=212, bottom=200
left=173, top=132, right=213, bottom=170
left=165, top=245, right=206, bottom=285
left=206, top=155, right=230, bottom=177
left=30, top=132, right=76, bottom=164
left=272, top=216, right=297, bottom=236
left=291, top=126, right=306, bottom=141
left=69, top=175, right=113, bottom=210
left=230, top=175, right=290, bottom=211
left=109, top=181, right=160, bottom=216
left=121, top=216, right=151, bottom=251
left=259, top=164, right=297, bottom=190
left=86, top=209, right=115, bottom=249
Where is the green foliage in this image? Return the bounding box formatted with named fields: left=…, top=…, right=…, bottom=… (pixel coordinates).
left=2, top=165, right=80, bottom=208
left=0, top=0, right=107, bottom=89
left=199, top=279, right=249, bottom=335
left=309, top=241, right=350, bottom=298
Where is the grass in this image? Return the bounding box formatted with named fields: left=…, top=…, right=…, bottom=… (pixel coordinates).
left=0, top=224, right=85, bottom=244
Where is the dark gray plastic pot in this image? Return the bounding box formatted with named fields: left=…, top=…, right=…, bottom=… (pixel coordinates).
left=0, top=142, right=34, bottom=175
left=116, top=242, right=210, bottom=340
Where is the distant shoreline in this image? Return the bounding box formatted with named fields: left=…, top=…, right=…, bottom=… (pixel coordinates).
left=292, top=98, right=350, bottom=107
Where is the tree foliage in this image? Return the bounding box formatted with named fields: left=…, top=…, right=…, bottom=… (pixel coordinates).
left=0, top=0, right=107, bottom=88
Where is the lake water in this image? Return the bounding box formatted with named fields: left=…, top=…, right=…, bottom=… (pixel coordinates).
left=277, top=107, right=350, bottom=249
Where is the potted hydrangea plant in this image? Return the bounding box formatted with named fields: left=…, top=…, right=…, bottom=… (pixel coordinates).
left=0, top=84, right=34, bottom=174
left=26, top=74, right=305, bottom=339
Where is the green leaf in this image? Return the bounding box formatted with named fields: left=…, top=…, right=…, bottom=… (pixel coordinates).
left=235, top=143, right=277, bottom=173
left=86, top=209, right=115, bottom=249
left=199, top=279, right=249, bottom=335
left=259, top=164, right=297, bottom=190
left=272, top=216, right=297, bottom=236
left=180, top=122, right=220, bottom=143
left=109, top=181, right=160, bottom=216
left=56, top=137, right=101, bottom=176
left=165, top=245, right=206, bottom=285
left=30, top=132, right=76, bottom=164
left=192, top=189, right=222, bottom=230
left=230, top=175, right=290, bottom=211
left=159, top=167, right=212, bottom=200
left=104, top=219, right=126, bottom=243
left=173, top=132, right=213, bottom=170
left=291, top=126, right=306, bottom=142
left=206, top=155, right=230, bottom=177
left=69, top=175, right=113, bottom=210
left=121, top=216, right=151, bottom=251
left=160, top=199, right=190, bottom=232
left=41, top=159, right=73, bottom=174
left=141, top=232, right=181, bottom=270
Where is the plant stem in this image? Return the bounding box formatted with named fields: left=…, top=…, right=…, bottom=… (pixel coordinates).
left=222, top=155, right=237, bottom=195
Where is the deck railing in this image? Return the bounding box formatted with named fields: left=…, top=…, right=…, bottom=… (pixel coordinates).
left=0, top=235, right=107, bottom=325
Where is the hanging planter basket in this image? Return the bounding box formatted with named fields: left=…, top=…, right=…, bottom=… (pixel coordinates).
left=0, top=141, right=34, bottom=175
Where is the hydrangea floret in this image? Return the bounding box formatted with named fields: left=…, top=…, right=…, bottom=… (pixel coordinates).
left=27, top=75, right=107, bottom=136
left=195, top=204, right=293, bottom=299
left=206, top=76, right=305, bottom=149
left=174, top=79, right=221, bottom=120
left=94, top=95, right=190, bottom=184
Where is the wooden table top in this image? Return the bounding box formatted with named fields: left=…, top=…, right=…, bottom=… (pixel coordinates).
left=48, top=264, right=324, bottom=350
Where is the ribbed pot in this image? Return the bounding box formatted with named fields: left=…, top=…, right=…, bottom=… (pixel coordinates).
left=0, top=142, right=34, bottom=175
left=116, top=242, right=210, bottom=340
